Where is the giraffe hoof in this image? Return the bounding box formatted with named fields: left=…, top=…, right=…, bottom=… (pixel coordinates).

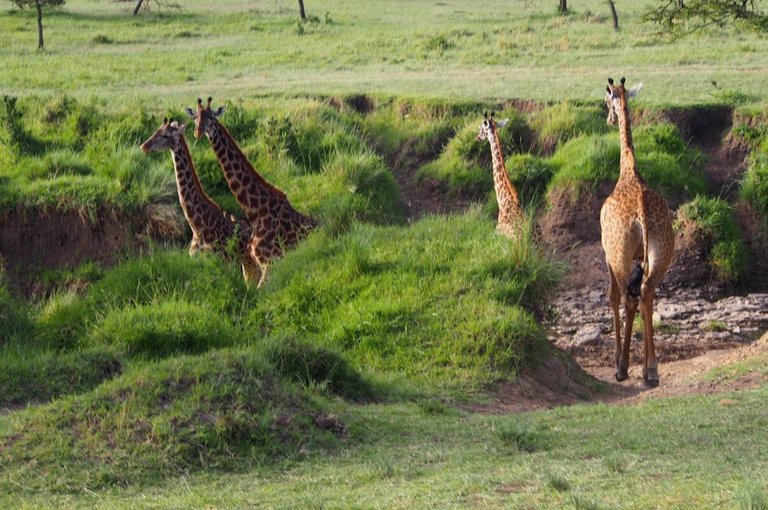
left=643, top=368, right=659, bottom=388
left=615, top=369, right=629, bottom=382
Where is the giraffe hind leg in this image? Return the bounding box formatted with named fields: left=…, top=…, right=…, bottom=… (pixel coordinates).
left=608, top=265, right=628, bottom=381
left=640, top=294, right=659, bottom=387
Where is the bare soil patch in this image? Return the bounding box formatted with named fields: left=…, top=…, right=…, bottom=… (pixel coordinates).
left=0, top=204, right=183, bottom=297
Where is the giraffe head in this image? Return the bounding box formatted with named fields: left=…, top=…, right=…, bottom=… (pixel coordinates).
left=605, top=77, right=642, bottom=126
left=140, top=118, right=188, bottom=154
left=184, top=97, right=226, bottom=139
left=477, top=112, right=509, bottom=141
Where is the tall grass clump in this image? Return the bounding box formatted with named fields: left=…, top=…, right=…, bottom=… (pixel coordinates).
left=260, top=335, right=374, bottom=400
left=251, top=209, right=560, bottom=386
left=260, top=107, right=366, bottom=174
left=0, top=349, right=345, bottom=491
left=0, top=276, right=30, bottom=345
left=36, top=250, right=253, bottom=350
left=417, top=111, right=533, bottom=197
left=274, top=149, right=405, bottom=234
left=677, top=196, right=749, bottom=284
left=83, top=300, right=241, bottom=358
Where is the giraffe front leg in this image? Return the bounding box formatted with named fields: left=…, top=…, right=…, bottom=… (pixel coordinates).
left=249, top=239, right=271, bottom=290
left=241, top=257, right=262, bottom=286
left=640, top=293, right=659, bottom=388
left=188, top=235, right=201, bottom=256
left=608, top=267, right=627, bottom=381
left=256, top=263, right=269, bottom=289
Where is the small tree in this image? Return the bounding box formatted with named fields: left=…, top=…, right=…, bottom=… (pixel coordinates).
left=646, top=0, right=768, bottom=37
left=607, top=0, right=619, bottom=30
left=298, top=0, right=307, bottom=20
left=9, top=0, right=65, bottom=49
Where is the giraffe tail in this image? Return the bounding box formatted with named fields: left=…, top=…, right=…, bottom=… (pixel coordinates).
left=633, top=188, right=651, bottom=298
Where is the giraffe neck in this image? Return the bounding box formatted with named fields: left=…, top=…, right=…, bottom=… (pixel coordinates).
left=170, top=137, right=219, bottom=232
left=207, top=120, right=287, bottom=225
left=488, top=128, right=522, bottom=220
left=617, top=91, right=641, bottom=183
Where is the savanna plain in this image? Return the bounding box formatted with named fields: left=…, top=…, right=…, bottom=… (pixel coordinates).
left=1, top=0, right=768, bottom=508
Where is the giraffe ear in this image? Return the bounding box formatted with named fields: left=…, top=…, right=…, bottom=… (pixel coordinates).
left=183, top=108, right=196, bottom=118
left=177, top=122, right=188, bottom=134
left=495, top=118, right=510, bottom=128
left=213, top=106, right=226, bottom=117
left=626, top=83, right=643, bottom=98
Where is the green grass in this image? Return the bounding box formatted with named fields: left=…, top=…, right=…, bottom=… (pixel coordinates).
left=3, top=1, right=768, bottom=105
left=1, top=1, right=767, bottom=507
left=3, top=385, right=767, bottom=508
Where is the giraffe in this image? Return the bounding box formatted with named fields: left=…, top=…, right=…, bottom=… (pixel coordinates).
left=184, top=97, right=318, bottom=288
left=600, top=77, right=675, bottom=387
left=140, top=118, right=260, bottom=283
left=477, top=112, right=525, bottom=238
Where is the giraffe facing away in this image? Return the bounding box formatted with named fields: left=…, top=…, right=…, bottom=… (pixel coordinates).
left=140, top=119, right=260, bottom=283
left=477, top=113, right=525, bottom=238
left=185, top=98, right=318, bottom=287
left=600, top=77, right=675, bottom=387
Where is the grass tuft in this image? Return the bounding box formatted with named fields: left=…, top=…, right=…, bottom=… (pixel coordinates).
left=676, top=196, right=749, bottom=284
left=497, top=420, right=551, bottom=452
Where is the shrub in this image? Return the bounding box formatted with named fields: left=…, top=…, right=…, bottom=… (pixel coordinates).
left=1, top=95, right=40, bottom=156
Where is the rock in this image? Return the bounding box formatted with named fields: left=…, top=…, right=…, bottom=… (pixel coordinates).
left=573, top=325, right=603, bottom=346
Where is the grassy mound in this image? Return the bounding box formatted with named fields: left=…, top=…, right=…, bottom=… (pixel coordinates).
left=676, top=196, right=749, bottom=285
left=84, top=300, right=241, bottom=358
left=547, top=122, right=706, bottom=201
left=251, top=209, right=561, bottom=386
left=0, top=349, right=347, bottom=492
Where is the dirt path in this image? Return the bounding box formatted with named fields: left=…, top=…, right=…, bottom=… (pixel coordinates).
left=581, top=333, right=768, bottom=405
